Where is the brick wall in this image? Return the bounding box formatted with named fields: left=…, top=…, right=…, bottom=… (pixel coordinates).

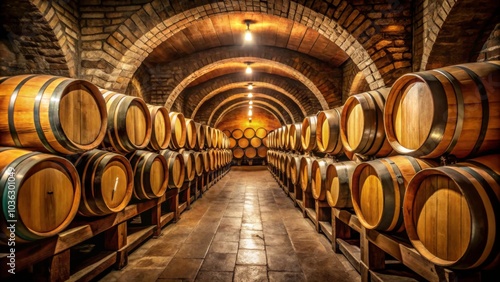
left=477, top=23, right=500, bottom=62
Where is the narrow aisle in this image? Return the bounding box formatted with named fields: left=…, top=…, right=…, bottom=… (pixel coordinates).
left=101, top=167, right=360, bottom=282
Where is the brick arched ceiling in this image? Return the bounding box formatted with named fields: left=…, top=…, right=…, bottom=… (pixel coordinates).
left=178, top=72, right=322, bottom=118
left=161, top=55, right=333, bottom=111
left=200, top=93, right=297, bottom=125
left=0, top=0, right=71, bottom=76
left=192, top=88, right=303, bottom=124
left=190, top=82, right=307, bottom=119
left=424, top=0, right=500, bottom=69
left=214, top=102, right=286, bottom=127
left=78, top=0, right=414, bottom=123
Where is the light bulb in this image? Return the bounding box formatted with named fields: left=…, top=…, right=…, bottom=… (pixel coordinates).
left=245, top=65, right=252, bottom=74
left=249, top=105, right=253, bottom=109
left=247, top=84, right=253, bottom=90
left=249, top=101, right=253, bottom=105
left=245, top=29, right=252, bottom=41
left=248, top=110, right=253, bottom=116
left=248, top=93, right=253, bottom=98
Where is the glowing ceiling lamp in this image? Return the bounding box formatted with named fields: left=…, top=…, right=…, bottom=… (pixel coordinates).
left=249, top=105, right=253, bottom=109
left=248, top=93, right=253, bottom=98
left=247, top=83, right=253, bottom=90
left=244, top=20, right=252, bottom=41
left=249, top=100, right=253, bottom=105
left=245, top=63, right=252, bottom=74
left=248, top=109, right=253, bottom=116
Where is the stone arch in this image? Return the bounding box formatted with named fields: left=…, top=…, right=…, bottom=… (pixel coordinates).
left=214, top=102, right=286, bottom=127
left=422, top=0, right=500, bottom=70
left=0, top=0, right=71, bottom=76
left=181, top=72, right=320, bottom=116
left=205, top=94, right=296, bottom=126
left=349, top=72, right=370, bottom=96
left=83, top=1, right=393, bottom=94
left=191, top=82, right=307, bottom=118
left=165, top=57, right=329, bottom=111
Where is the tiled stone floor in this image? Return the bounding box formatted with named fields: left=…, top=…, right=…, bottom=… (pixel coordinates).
left=100, top=166, right=360, bottom=282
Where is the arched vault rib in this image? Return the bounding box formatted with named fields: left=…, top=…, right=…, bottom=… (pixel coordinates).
left=213, top=101, right=287, bottom=127
left=165, top=57, right=328, bottom=111
left=204, top=94, right=295, bottom=126
left=191, top=82, right=307, bottom=119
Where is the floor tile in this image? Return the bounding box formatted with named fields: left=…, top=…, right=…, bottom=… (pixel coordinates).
left=158, top=258, right=203, bottom=279
left=236, top=249, right=267, bottom=265
left=234, top=265, right=268, bottom=282
left=200, top=253, right=237, bottom=272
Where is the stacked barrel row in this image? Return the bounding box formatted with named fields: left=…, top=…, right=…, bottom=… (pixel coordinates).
left=0, top=74, right=231, bottom=243
left=268, top=61, right=500, bottom=271
left=228, top=127, right=268, bottom=165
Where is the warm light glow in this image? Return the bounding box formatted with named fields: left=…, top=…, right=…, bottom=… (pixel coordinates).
left=249, top=105, right=253, bottom=109
left=248, top=93, right=253, bottom=98
left=249, top=117, right=252, bottom=123
left=245, top=65, right=252, bottom=74
left=244, top=21, right=252, bottom=41
left=247, top=84, right=253, bottom=90
left=245, top=29, right=252, bottom=41
left=249, top=100, right=253, bottom=105
left=248, top=109, right=253, bottom=116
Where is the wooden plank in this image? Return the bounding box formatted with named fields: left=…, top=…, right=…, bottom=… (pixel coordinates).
left=68, top=252, right=116, bottom=282
left=318, top=221, right=333, bottom=241
left=297, top=28, right=320, bottom=54
left=33, top=249, right=71, bottom=282
left=333, top=208, right=362, bottom=233
left=361, top=228, right=386, bottom=282
left=337, top=238, right=361, bottom=273
left=287, top=22, right=308, bottom=51
left=104, top=222, right=127, bottom=251
left=160, top=212, right=176, bottom=228
left=0, top=197, right=161, bottom=274
left=122, top=226, right=155, bottom=254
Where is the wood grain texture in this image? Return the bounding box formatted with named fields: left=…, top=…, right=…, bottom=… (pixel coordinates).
left=0, top=75, right=107, bottom=154
left=405, top=154, right=500, bottom=269
left=385, top=61, right=500, bottom=158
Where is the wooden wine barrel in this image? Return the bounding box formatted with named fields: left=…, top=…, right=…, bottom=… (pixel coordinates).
left=71, top=149, right=133, bottom=217
left=244, top=147, right=257, bottom=158
left=195, top=123, right=206, bottom=150
left=211, top=128, right=219, bottom=149
left=0, top=75, right=107, bottom=154
left=301, top=115, right=318, bottom=152
left=201, top=150, right=210, bottom=172
left=233, top=147, right=244, bottom=159
left=127, top=150, right=168, bottom=200
left=316, top=107, right=343, bottom=155
left=404, top=154, right=500, bottom=269
left=178, top=149, right=196, bottom=182
left=289, top=155, right=302, bottom=185
left=159, top=149, right=185, bottom=188
left=311, top=158, right=335, bottom=201
left=147, top=105, right=171, bottom=150
left=289, top=123, right=302, bottom=151
left=222, top=129, right=231, bottom=138
left=385, top=62, right=500, bottom=159
left=276, top=127, right=284, bottom=149
left=168, top=112, right=186, bottom=150
left=232, top=128, right=244, bottom=139
left=299, top=155, right=317, bottom=192
left=207, top=149, right=217, bottom=171
left=204, top=126, right=213, bottom=148
left=325, top=161, right=357, bottom=208
left=238, top=138, right=250, bottom=148
left=193, top=151, right=204, bottom=177
left=229, top=137, right=237, bottom=148
left=257, top=146, right=268, bottom=158
left=279, top=124, right=290, bottom=150
left=351, top=155, right=437, bottom=232
left=0, top=148, right=80, bottom=242
left=262, top=136, right=268, bottom=147
left=102, top=90, right=152, bottom=153
left=255, top=127, right=267, bottom=138
left=184, top=118, right=197, bottom=150
left=340, top=89, right=393, bottom=158
left=250, top=137, right=262, bottom=148
left=243, top=127, right=256, bottom=139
